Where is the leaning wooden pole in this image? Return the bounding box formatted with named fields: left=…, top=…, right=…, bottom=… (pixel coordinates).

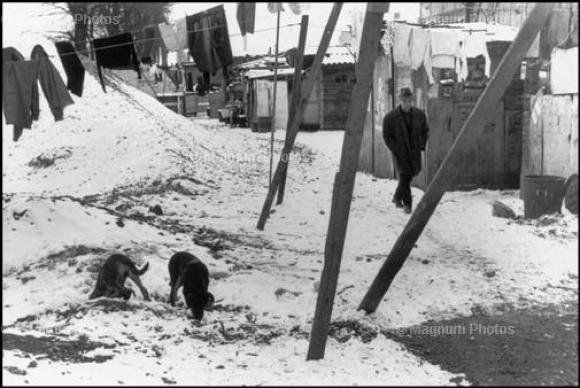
left=256, top=3, right=343, bottom=230
left=358, top=3, right=555, bottom=314
left=269, top=9, right=281, bottom=188
left=277, top=15, right=309, bottom=205
left=307, top=3, right=389, bottom=361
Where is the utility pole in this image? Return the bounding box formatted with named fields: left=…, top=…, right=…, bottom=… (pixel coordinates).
left=307, top=2, right=390, bottom=361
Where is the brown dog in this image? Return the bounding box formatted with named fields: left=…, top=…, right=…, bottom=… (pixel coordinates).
left=168, top=252, right=214, bottom=320
left=89, top=254, right=150, bottom=301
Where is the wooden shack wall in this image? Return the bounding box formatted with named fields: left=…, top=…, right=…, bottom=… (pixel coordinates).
left=321, top=65, right=356, bottom=130
left=522, top=94, right=579, bottom=181
left=359, top=55, right=394, bottom=178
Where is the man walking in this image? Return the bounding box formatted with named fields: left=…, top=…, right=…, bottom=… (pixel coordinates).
left=382, top=87, right=429, bottom=214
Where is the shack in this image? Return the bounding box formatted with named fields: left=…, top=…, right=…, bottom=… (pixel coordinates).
left=235, top=47, right=357, bottom=132
left=234, top=55, right=293, bottom=132
left=301, top=46, right=357, bottom=131
left=520, top=4, right=578, bottom=191
left=244, top=68, right=294, bottom=132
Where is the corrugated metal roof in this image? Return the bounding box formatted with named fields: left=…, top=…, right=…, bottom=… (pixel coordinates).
left=304, top=45, right=356, bottom=66
left=234, top=55, right=289, bottom=70
left=236, top=46, right=356, bottom=72
left=322, top=46, right=356, bottom=65
left=245, top=68, right=299, bottom=79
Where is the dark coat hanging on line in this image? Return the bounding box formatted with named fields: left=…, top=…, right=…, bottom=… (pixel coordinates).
left=139, top=25, right=159, bottom=65
left=54, top=41, right=85, bottom=97
left=31, top=45, right=74, bottom=122
left=186, top=5, right=233, bottom=78
left=237, top=2, right=256, bottom=36
left=93, top=33, right=141, bottom=93
left=2, top=47, right=40, bottom=142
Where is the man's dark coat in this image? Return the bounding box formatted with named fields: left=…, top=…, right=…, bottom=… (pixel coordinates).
left=382, top=106, right=429, bottom=176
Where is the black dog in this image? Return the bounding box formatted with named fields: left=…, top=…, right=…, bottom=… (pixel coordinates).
left=168, top=252, right=214, bottom=320
left=89, top=254, right=150, bottom=301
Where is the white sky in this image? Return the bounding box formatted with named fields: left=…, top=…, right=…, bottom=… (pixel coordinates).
left=2, top=2, right=420, bottom=57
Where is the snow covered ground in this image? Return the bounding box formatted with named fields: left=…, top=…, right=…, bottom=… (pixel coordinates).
left=3, top=39, right=578, bottom=385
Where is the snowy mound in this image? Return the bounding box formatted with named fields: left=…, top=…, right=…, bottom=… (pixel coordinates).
left=2, top=48, right=234, bottom=197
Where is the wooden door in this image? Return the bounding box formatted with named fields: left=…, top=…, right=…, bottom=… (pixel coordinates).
left=424, top=98, right=454, bottom=187
left=452, top=101, right=504, bottom=189
left=504, top=110, right=523, bottom=188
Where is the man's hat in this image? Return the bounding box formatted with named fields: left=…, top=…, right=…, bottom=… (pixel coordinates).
left=399, top=87, right=414, bottom=97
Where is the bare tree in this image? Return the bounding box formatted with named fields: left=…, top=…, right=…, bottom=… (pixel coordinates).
left=46, top=2, right=172, bottom=57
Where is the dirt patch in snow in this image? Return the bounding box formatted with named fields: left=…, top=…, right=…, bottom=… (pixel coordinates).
left=328, top=319, right=379, bottom=344
left=384, top=302, right=578, bottom=386
left=508, top=213, right=578, bottom=241
left=3, top=332, right=115, bottom=364
left=13, top=299, right=175, bottom=327
left=98, top=175, right=213, bottom=205
left=7, top=245, right=108, bottom=277
left=27, top=147, right=73, bottom=169
left=183, top=321, right=287, bottom=346
left=193, top=226, right=272, bottom=259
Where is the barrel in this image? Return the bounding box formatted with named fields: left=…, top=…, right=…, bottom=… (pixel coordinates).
left=522, top=175, right=566, bottom=218
left=563, top=174, right=579, bottom=215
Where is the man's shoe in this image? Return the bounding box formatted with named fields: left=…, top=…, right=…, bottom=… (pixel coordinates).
left=392, top=199, right=404, bottom=208
left=403, top=205, right=412, bottom=214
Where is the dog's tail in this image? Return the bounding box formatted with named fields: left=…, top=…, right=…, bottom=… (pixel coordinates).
left=135, top=262, right=149, bottom=275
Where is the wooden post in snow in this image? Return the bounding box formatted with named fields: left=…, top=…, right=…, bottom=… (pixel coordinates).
left=306, top=2, right=389, bottom=361
left=277, top=14, right=309, bottom=205
left=256, top=3, right=343, bottom=230
left=269, top=10, right=282, bottom=188
left=358, top=2, right=555, bottom=314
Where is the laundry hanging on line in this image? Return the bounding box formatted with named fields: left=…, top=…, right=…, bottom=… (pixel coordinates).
left=93, top=32, right=141, bottom=93
left=158, top=22, right=182, bottom=51
left=139, top=25, right=159, bottom=65
left=267, top=3, right=304, bottom=15
left=287, top=3, right=302, bottom=15
left=157, top=17, right=189, bottom=52
left=268, top=3, right=285, bottom=13
left=400, top=23, right=498, bottom=85
left=408, top=28, right=431, bottom=83
left=54, top=41, right=85, bottom=97
left=550, top=46, right=578, bottom=94
left=30, top=45, right=74, bottom=122
left=429, top=29, right=461, bottom=69
left=237, top=2, right=256, bottom=36
left=460, top=31, right=491, bottom=80
left=393, top=23, right=413, bottom=66
left=2, top=47, right=40, bottom=142
left=175, top=17, right=190, bottom=50
left=186, top=5, right=233, bottom=85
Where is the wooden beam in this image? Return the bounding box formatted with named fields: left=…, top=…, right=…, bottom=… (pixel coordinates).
left=277, top=14, right=309, bottom=205
left=256, top=3, right=343, bottom=230
left=307, top=3, right=388, bottom=361
left=358, top=3, right=555, bottom=314
left=269, top=10, right=282, bottom=188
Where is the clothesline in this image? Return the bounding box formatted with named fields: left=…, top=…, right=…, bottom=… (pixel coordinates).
left=423, top=5, right=574, bottom=13
left=3, top=22, right=302, bottom=62
left=392, top=20, right=488, bottom=31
